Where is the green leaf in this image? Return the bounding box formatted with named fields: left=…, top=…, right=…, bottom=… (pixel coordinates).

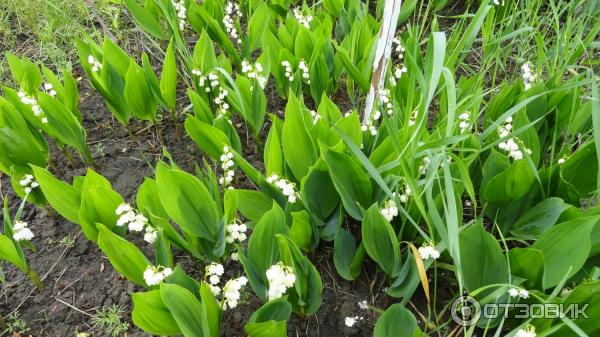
left=132, top=290, right=181, bottom=336
left=289, top=211, right=313, bottom=251
left=248, top=202, right=289, bottom=273
left=79, top=186, right=124, bottom=242
left=97, top=224, right=151, bottom=287
left=125, top=62, right=158, bottom=122
left=508, top=248, right=544, bottom=289
left=282, top=93, right=317, bottom=181
left=323, top=148, right=372, bottom=220
left=244, top=297, right=291, bottom=337
left=0, top=234, right=27, bottom=271
left=459, top=222, right=509, bottom=291
left=483, top=159, right=535, bottom=205
left=531, top=217, right=598, bottom=289
left=362, top=204, right=401, bottom=278
left=156, top=162, right=220, bottom=242
left=160, top=39, right=177, bottom=110
left=228, top=189, right=273, bottom=222
left=510, top=198, right=575, bottom=239
left=373, top=304, right=420, bottom=337
left=160, top=283, right=207, bottom=337
left=123, top=0, right=170, bottom=40
left=276, top=235, right=323, bottom=315
left=333, top=229, right=365, bottom=281
left=185, top=116, right=231, bottom=159
left=264, top=122, right=284, bottom=176
left=301, top=159, right=340, bottom=222
left=31, top=166, right=81, bottom=224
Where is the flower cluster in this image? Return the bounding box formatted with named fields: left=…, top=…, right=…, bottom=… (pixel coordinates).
left=115, top=204, right=156, bottom=243
left=389, top=64, right=407, bottom=86
left=293, top=8, right=313, bottom=28
left=399, top=184, right=412, bottom=203
left=87, top=55, right=102, bottom=72
left=226, top=220, right=247, bottom=244
left=13, top=221, right=34, bottom=242
left=393, top=36, right=405, bottom=56
left=498, top=117, right=531, bottom=160
left=281, top=60, right=295, bottom=81
left=205, top=263, right=225, bottom=295
left=18, top=91, right=47, bottom=124
left=361, top=116, right=379, bottom=136
left=42, top=83, right=57, bottom=97
left=378, top=89, right=393, bottom=116
left=508, top=287, right=530, bottom=299
left=521, top=62, right=536, bottom=90
left=380, top=198, right=399, bottom=222
left=19, top=174, right=39, bottom=194
left=143, top=265, right=173, bottom=286
left=223, top=1, right=242, bottom=45
left=418, top=243, right=440, bottom=261
left=222, top=276, right=248, bottom=310
left=266, top=262, right=296, bottom=300
left=458, top=111, right=471, bottom=133
left=171, top=0, right=187, bottom=31
left=198, top=71, right=220, bottom=92
left=241, top=60, right=267, bottom=89
left=219, top=146, right=235, bottom=187
left=515, top=325, right=536, bottom=337
left=298, top=59, right=310, bottom=84
left=214, top=87, right=230, bottom=118
left=266, top=174, right=300, bottom=203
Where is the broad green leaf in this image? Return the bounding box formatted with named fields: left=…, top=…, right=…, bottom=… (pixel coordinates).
left=323, top=148, right=372, bottom=220
left=123, top=0, right=170, bottom=40
left=156, top=162, right=220, bottom=242
left=301, top=159, right=339, bottom=222
left=160, top=39, right=177, bottom=110
left=459, top=222, right=508, bottom=291
left=0, top=234, right=27, bottom=271
left=510, top=198, right=575, bottom=239
left=289, top=211, right=313, bottom=251
left=247, top=202, right=288, bottom=273
left=160, top=283, right=206, bottom=337
left=125, top=62, right=158, bottom=122
left=228, top=189, right=273, bottom=222
left=97, top=224, right=151, bottom=287
left=185, top=116, right=231, bottom=159
left=244, top=297, right=291, bottom=337
left=362, top=204, right=401, bottom=278
left=483, top=159, right=535, bottom=205
left=282, top=93, right=317, bottom=181
left=333, top=229, right=365, bottom=281
left=509, top=248, right=544, bottom=289
left=531, top=217, right=598, bottom=289
left=132, top=290, right=181, bottom=336
left=373, top=304, right=419, bottom=337
left=79, top=186, right=124, bottom=242
left=276, top=235, right=323, bottom=315
left=31, top=166, right=81, bottom=224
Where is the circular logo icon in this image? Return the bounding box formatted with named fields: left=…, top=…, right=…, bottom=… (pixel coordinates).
left=451, top=296, right=481, bottom=326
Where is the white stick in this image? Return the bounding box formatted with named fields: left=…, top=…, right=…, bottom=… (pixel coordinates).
left=363, top=0, right=403, bottom=123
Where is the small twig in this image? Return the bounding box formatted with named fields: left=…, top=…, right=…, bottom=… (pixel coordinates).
left=55, top=297, right=93, bottom=317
